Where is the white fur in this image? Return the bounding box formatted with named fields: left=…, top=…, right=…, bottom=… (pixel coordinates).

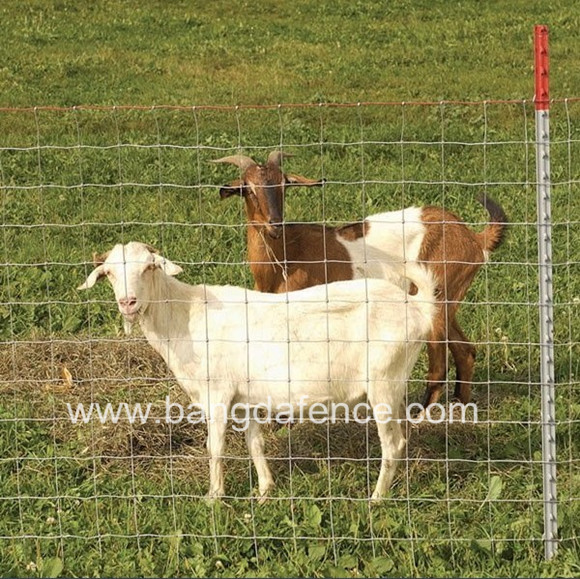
left=79, top=241, right=436, bottom=501
left=337, top=207, right=426, bottom=289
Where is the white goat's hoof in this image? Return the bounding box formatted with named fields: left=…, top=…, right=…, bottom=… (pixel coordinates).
left=257, top=483, right=275, bottom=505
left=205, top=491, right=224, bottom=505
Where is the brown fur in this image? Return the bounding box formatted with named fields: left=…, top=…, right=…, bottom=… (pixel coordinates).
left=248, top=224, right=353, bottom=293
left=247, top=200, right=507, bottom=408
left=215, top=151, right=335, bottom=292
left=416, top=199, right=507, bottom=406
left=417, top=207, right=485, bottom=407
left=336, top=221, right=369, bottom=242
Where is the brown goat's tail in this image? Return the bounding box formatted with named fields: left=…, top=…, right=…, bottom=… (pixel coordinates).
left=475, top=193, right=508, bottom=254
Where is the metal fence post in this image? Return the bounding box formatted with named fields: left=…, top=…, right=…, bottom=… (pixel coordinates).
left=534, top=24, right=558, bottom=560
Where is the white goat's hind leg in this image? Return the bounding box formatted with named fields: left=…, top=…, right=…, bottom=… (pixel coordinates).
left=206, top=415, right=228, bottom=501
left=371, top=415, right=406, bottom=501
left=245, top=419, right=274, bottom=503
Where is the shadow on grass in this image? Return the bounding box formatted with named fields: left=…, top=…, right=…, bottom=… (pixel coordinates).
left=0, top=337, right=565, bottom=496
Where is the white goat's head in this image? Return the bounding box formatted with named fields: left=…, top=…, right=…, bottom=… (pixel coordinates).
left=77, top=242, right=182, bottom=332
left=213, top=150, right=324, bottom=239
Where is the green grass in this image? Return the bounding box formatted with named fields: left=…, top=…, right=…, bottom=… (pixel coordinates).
left=1, top=0, right=580, bottom=577
left=1, top=0, right=579, bottom=105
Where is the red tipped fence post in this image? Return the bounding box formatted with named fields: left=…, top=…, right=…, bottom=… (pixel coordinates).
left=534, top=24, right=558, bottom=561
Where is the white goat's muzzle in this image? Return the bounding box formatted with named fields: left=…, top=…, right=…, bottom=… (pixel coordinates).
left=118, top=297, right=140, bottom=320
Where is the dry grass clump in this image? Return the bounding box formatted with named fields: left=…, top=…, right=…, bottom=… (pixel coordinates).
left=0, top=337, right=492, bottom=489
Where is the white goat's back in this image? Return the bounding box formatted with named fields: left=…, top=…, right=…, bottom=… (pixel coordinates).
left=170, top=266, right=435, bottom=409
left=336, top=207, right=426, bottom=287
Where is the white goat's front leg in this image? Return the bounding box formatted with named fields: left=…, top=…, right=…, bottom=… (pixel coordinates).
left=245, top=419, right=274, bottom=502
left=370, top=401, right=406, bottom=501
left=206, top=411, right=228, bottom=501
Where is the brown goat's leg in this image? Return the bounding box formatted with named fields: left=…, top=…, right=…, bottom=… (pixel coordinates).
left=420, top=331, right=449, bottom=409
left=448, top=318, right=476, bottom=404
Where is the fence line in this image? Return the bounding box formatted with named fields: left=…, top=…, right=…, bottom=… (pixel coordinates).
left=1, top=96, right=580, bottom=114
left=0, top=59, right=578, bottom=576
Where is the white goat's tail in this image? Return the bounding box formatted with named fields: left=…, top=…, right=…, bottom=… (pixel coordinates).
left=399, top=262, right=438, bottom=329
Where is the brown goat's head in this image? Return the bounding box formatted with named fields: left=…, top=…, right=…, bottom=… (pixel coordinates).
left=213, top=151, right=324, bottom=239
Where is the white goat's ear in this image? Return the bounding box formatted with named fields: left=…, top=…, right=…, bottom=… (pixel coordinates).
left=77, top=265, right=106, bottom=290
left=152, top=254, right=183, bottom=276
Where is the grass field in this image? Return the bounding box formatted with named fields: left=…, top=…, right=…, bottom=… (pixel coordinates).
left=1, top=1, right=580, bottom=577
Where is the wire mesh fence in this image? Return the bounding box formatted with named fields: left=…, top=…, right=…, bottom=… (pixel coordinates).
left=0, top=100, right=579, bottom=576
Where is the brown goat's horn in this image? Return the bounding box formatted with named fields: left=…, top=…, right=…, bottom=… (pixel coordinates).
left=211, top=155, right=257, bottom=171
left=267, top=150, right=294, bottom=168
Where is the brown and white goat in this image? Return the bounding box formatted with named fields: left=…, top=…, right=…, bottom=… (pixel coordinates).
left=214, top=151, right=508, bottom=409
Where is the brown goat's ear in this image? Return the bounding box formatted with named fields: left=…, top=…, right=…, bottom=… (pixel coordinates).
left=219, top=179, right=247, bottom=199
left=285, top=174, right=325, bottom=188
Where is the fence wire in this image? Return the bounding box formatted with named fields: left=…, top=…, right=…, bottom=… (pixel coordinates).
left=0, top=100, right=579, bottom=576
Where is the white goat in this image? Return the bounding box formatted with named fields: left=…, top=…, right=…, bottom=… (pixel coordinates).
left=78, top=241, right=436, bottom=501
